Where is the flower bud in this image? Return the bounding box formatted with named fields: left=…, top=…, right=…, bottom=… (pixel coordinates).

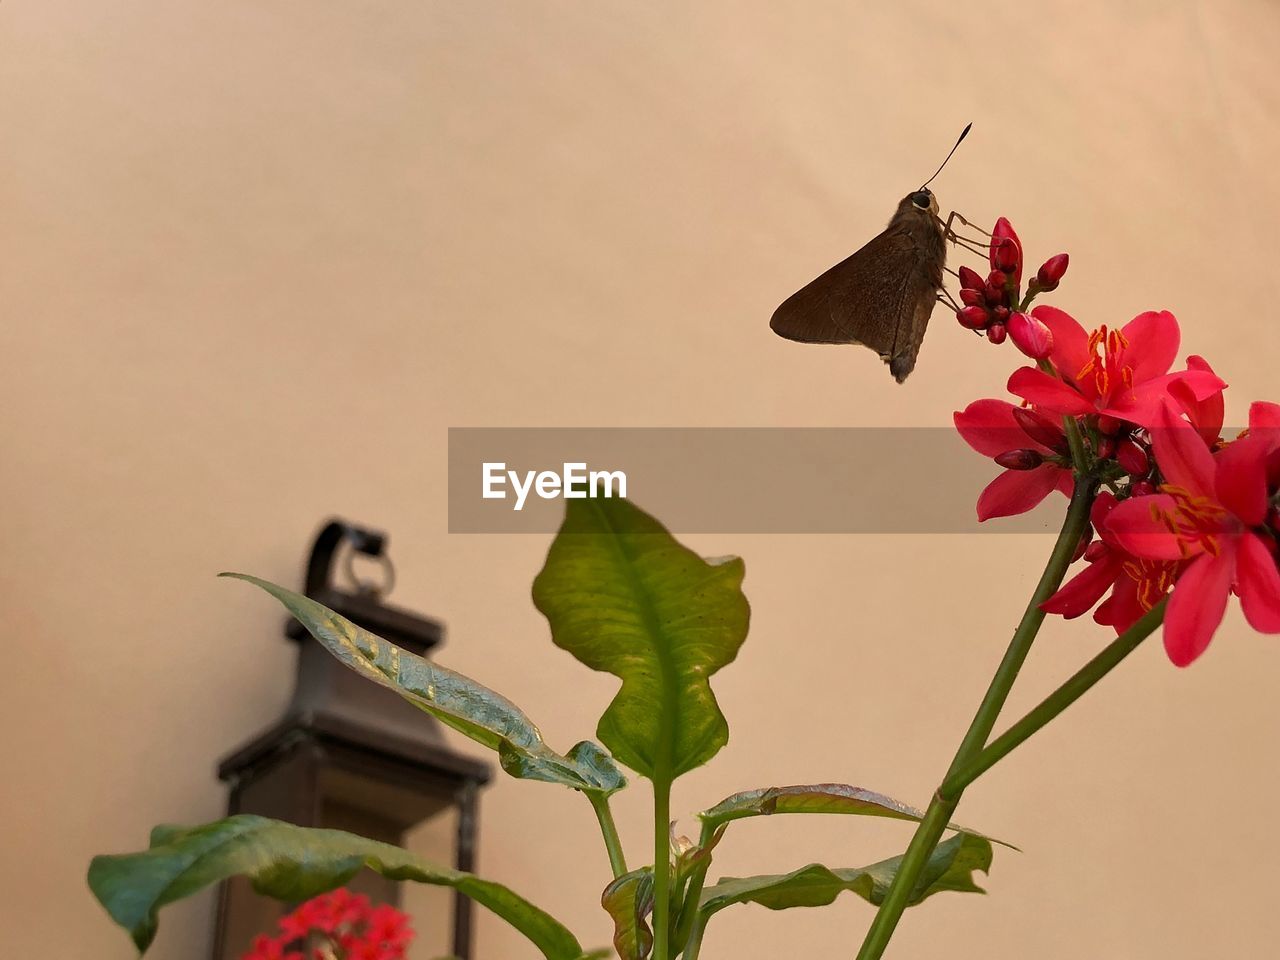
left=960, top=287, right=986, bottom=307
left=1096, top=415, right=1124, bottom=436
left=1084, top=541, right=1109, bottom=563
left=993, top=237, right=1020, bottom=273
left=995, top=448, right=1044, bottom=470
left=986, top=323, right=1007, bottom=344
left=1072, top=524, right=1095, bottom=562
left=1008, top=311, right=1054, bottom=360
left=991, top=304, right=1010, bottom=323
left=990, top=217, right=1024, bottom=285
left=956, top=305, right=989, bottom=329
left=1116, top=439, right=1149, bottom=476
left=958, top=265, right=985, bottom=291
left=1096, top=436, right=1117, bottom=460
left=1036, top=253, right=1069, bottom=291
left=1012, top=405, right=1068, bottom=454
left=985, top=271, right=1009, bottom=305
left=1129, top=480, right=1156, bottom=497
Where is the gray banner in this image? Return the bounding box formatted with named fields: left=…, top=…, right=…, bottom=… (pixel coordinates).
left=447, top=427, right=1089, bottom=534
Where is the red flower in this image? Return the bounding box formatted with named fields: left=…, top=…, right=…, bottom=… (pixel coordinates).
left=246, top=888, right=414, bottom=960
left=1104, top=402, right=1280, bottom=665
left=954, top=399, right=1073, bottom=521
left=1042, top=492, right=1183, bottom=631
left=366, top=904, right=413, bottom=948
left=1006, top=308, right=1224, bottom=428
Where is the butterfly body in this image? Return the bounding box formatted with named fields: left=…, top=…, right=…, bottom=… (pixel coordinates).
left=770, top=189, right=946, bottom=383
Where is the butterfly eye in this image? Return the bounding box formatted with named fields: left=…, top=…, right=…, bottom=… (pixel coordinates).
left=911, top=190, right=932, bottom=209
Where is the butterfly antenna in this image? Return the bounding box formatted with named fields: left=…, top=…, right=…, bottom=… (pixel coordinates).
left=919, top=122, right=972, bottom=191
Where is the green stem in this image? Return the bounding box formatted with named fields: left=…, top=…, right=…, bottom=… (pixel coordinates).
left=941, top=600, right=1165, bottom=797
left=854, top=475, right=1097, bottom=960
left=673, top=821, right=718, bottom=952
left=682, top=910, right=709, bottom=960
left=588, top=793, right=628, bottom=879
left=653, top=780, right=672, bottom=960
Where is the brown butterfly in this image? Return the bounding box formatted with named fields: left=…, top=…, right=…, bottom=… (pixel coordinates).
left=770, top=125, right=970, bottom=383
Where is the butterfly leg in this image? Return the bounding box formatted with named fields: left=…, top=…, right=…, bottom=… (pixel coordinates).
left=946, top=233, right=990, bottom=258
left=943, top=211, right=993, bottom=237
left=937, top=288, right=962, bottom=312
left=940, top=211, right=992, bottom=256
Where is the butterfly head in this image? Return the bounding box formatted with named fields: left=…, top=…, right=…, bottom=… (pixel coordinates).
left=909, top=189, right=938, bottom=215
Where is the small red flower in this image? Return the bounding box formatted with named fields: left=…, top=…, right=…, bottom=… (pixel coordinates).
left=955, top=399, right=1073, bottom=521
left=1042, top=491, right=1182, bottom=632
left=244, top=889, right=414, bottom=960
left=1007, top=307, right=1225, bottom=428
left=1104, top=402, right=1280, bottom=665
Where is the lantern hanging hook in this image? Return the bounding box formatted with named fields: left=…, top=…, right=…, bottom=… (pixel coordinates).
left=343, top=546, right=396, bottom=598
left=304, top=518, right=395, bottom=599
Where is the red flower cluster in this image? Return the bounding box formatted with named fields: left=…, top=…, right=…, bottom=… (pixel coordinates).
left=953, top=216, right=1068, bottom=358
left=955, top=240, right=1280, bottom=666
left=242, top=889, right=414, bottom=960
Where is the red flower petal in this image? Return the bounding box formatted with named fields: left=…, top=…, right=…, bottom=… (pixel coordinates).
left=976, top=464, right=1065, bottom=521
left=1103, top=369, right=1225, bottom=430
left=1250, top=400, right=1280, bottom=433
left=1236, top=532, right=1280, bottom=633
left=1175, top=367, right=1228, bottom=403
left=1031, top=305, right=1089, bottom=379
left=1173, top=356, right=1225, bottom=444
left=1090, top=490, right=1119, bottom=531
left=1007, top=367, right=1095, bottom=416
left=1250, top=400, right=1280, bottom=461
left=1149, top=400, right=1216, bottom=498
left=1163, top=550, right=1233, bottom=666
left=1118, top=311, right=1179, bottom=383
left=1214, top=435, right=1270, bottom=526
left=1042, top=552, right=1123, bottom=618
left=1094, top=574, right=1148, bottom=633
left=954, top=399, right=1039, bottom=457
left=1105, top=494, right=1189, bottom=561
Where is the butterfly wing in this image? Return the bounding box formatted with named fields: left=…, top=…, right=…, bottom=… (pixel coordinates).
left=770, top=224, right=942, bottom=382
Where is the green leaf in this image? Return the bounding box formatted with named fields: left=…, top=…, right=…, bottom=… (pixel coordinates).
left=531, top=497, right=749, bottom=781
left=698, top=783, right=1014, bottom=848
left=88, top=815, right=585, bottom=959
left=698, top=832, right=992, bottom=919
left=601, top=867, right=655, bottom=959
left=222, top=574, right=625, bottom=797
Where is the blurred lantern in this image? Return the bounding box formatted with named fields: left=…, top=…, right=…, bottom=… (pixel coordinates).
left=213, top=520, right=491, bottom=960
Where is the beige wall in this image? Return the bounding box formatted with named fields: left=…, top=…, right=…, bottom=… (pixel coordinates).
left=5, top=1, right=1279, bottom=957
